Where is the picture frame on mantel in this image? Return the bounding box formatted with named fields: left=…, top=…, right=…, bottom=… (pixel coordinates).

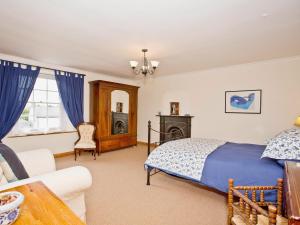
left=116, top=102, right=123, bottom=113
left=225, top=90, right=262, bottom=114
left=170, top=102, right=179, bottom=115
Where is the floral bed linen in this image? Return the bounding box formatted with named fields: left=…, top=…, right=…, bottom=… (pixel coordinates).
left=145, top=138, right=226, bottom=181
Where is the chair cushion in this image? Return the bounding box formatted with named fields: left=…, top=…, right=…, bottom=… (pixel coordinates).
left=232, top=215, right=245, bottom=225
left=232, top=214, right=288, bottom=225
left=257, top=215, right=288, bottom=225
left=75, top=142, right=96, bottom=149
left=0, top=144, right=29, bottom=182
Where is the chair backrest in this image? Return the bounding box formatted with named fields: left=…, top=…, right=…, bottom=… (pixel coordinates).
left=77, top=123, right=96, bottom=143
left=228, top=178, right=283, bottom=225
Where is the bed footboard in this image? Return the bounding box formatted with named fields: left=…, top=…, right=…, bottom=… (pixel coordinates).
left=146, top=120, right=185, bottom=185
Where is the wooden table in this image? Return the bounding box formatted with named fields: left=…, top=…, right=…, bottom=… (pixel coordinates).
left=285, top=161, right=300, bottom=225
left=0, top=181, right=86, bottom=225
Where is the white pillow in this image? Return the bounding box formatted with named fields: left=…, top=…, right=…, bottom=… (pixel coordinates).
left=261, top=128, right=300, bottom=160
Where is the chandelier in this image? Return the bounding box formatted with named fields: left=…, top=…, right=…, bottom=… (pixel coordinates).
left=129, top=49, right=159, bottom=76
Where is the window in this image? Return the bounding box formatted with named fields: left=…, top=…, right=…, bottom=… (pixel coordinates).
left=10, top=74, right=74, bottom=136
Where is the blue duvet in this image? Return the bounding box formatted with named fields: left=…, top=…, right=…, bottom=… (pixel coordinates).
left=148, top=142, right=283, bottom=201
left=201, top=142, right=283, bottom=201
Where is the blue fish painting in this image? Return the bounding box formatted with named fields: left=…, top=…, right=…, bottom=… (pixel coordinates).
left=230, top=93, right=255, bottom=110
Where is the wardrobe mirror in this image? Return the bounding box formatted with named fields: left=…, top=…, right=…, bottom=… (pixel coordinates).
left=111, top=90, right=129, bottom=135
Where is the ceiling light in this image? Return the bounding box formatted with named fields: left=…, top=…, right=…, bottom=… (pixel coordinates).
left=129, top=49, right=159, bottom=76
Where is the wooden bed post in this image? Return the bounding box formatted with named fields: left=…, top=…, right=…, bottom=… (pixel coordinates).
left=228, top=179, right=234, bottom=225
left=148, top=120, right=151, bottom=156
left=277, top=178, right=283, bottom=216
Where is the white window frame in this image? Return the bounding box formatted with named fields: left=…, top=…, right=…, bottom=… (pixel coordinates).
left=9, top=73, right=75, bottom=137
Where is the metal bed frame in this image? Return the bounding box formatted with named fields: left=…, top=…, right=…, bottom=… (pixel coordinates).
left=146, top=120, right=186, bottom=185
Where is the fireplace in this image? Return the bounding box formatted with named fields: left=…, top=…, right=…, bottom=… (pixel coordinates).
left=112, top=112, right=128, bottom=134
left=157, top=115, right=193, bottom=144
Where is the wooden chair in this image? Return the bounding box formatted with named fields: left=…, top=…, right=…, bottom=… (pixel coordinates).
left=228, top=178, right=288, bottom=225
left=74, top=122, right=98, bottom=160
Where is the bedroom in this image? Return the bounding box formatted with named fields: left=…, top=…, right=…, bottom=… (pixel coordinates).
left=0, top=1, right=299, bottom=225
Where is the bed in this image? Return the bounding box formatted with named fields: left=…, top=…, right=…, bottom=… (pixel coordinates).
left=144, top=123, right=283, bottom=201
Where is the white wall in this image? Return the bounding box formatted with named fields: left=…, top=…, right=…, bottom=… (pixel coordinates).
left=138, top=56, right=300, bottom=144
left=2, top=53, right=300, bottom=153
left=0, top=53, right=137, bottom=154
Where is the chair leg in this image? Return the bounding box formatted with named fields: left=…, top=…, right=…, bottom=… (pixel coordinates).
left=75, top=148, right=98, bottom=160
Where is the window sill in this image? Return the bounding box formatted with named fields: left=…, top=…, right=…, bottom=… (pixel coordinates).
left=7, top=130, right=77, bottom=138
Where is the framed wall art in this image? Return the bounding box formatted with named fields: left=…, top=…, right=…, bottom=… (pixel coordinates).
left=225, top=90, right=262, bottom=114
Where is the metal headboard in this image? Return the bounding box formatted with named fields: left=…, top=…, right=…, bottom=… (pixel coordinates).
left=147, top=120, right=185, bottom=156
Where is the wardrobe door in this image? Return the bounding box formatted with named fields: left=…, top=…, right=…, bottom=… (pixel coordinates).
left=98, top=85, right=110, bottom=138
left=129, top=88, right=138, bottom=139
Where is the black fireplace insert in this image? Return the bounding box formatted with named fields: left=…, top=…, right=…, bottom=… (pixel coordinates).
left=112, top=112, right=128, bottom=134
left=158, top=115, right=193, bottom=144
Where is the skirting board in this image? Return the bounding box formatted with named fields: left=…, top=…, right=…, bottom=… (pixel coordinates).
left=137, top=141, right=157, bottom=148
left=54, top=151, right=73, bottom=158
left=54, top=142, right=156, bottom=158
left=54, top=150, right=96, bottom=158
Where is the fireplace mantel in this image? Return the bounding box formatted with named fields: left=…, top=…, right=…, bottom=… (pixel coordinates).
left=157, top=115, right=193, bottom=143
left=156, top=115, right=194, bottom=118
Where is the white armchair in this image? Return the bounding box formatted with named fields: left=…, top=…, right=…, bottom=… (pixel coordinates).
left=0, top=149, right=92, bottom=222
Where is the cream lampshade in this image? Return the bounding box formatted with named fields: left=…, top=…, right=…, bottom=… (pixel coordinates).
left=295, top=116, right=300, bottom=127
left=129, top=61, right=138, bottom=69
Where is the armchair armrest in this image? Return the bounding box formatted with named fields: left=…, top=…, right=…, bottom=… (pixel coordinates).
left=37, top=166, right=92, bottom=199
left=0, top=166, right=92, bottom=199
left=17, top=149, right=56, bottom=177
left=0, top=166, right=92, bottom=222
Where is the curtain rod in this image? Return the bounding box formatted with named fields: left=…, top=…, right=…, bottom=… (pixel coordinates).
left=1, top=58, right=86, bottom=77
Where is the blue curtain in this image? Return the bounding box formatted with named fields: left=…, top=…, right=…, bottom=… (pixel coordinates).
left=0, top=61, right=40, bottom=140
left=55, top=70, right=84, bottom=127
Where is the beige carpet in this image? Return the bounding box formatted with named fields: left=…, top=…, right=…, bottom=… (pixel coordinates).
left=56, top=145, right=227, bottom=225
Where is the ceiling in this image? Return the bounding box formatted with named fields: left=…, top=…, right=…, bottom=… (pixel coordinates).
left=0, top=0, right=299, bottom=77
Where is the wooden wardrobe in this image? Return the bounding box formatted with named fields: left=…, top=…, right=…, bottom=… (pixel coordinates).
left=89, top=80, right=139, bottom=152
